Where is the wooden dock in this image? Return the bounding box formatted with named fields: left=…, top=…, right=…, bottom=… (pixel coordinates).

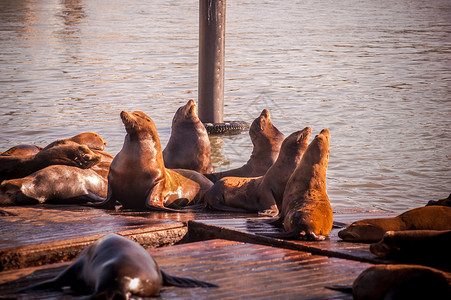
left=0, top=204, right=443, bottom=299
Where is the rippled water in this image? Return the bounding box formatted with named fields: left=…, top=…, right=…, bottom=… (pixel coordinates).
left=1, top=0, right=450, bottom=212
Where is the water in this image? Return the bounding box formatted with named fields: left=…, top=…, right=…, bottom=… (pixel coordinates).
left=1, top=0, right=450, bottom=213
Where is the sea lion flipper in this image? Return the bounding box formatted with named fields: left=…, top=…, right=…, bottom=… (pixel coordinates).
left=324, top=285, right=353, bottom=294
left=332, top=221, right=349, bottom=228
left=84, top=185, right=116, bottom=209
left=161, top=271, right=217, bottom=288
left=264, top=217, right=284, bottom=227
left=18, top=261, right=82, bottom=293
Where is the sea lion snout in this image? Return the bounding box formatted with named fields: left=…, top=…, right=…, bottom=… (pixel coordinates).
left=120, top=111, right=135, bottom=128
left=296, top=127, right=312, bottom=143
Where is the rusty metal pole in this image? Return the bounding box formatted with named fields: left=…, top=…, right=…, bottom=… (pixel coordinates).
left=198, top=0, right=225, bottom=124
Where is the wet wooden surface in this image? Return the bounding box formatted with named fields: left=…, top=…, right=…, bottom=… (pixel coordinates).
left=0, top=205, right=397, bottom=271
left=0, top=205, right=255, bottom=248
left=0, top=239, right=372, bottom=299
left=189, top=212, right=398, bottom=264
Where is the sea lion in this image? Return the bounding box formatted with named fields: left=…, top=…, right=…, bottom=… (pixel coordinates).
left=92, top=110, right=213, bottom=211
left=427, top=193, right=451, bottom=207
left=338, top=206, right=451, bottom=243
left=0, top=165, right=107, bottom=205
left=205, top=109, right=285, bottom=182
left=43, top=132, right=107, bottom=151
left=370, top=230, right=451, bottom=267
left=205, top=127, right=311, bottom=217
left=262, top=129, right=332, bottom=240
left=19, top=234, right=216, bottom=298
left=1, top=144, right=42, bottom=157
left=163, top=100, right=213, bottom=174
left=348, top=265, right=450, bottom=300
left=0, top=144, right=101, bottom=182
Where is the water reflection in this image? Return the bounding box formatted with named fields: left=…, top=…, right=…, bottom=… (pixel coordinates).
left=58, top=0, right=85, bottom=33
left=209, top=135, right=230, bottom=172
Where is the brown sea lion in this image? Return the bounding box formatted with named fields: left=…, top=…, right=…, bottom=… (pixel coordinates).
left=19, top=234, right=216, bottom=298
left=92, top=111, right=213, bottom=211
left=427, top=193, right=451, bottom=207
left=0, top=144, right=101, bottom=182
left=370, top=230, right=451, bottom=267
left=338, top=206, right=451, bottom=243
left=205, top=127, right=311, bottom=217
left=327, top=264, right=451, bottom=299
left=0, top=165, right=107, bottom=205
left=163, top=100, right=212, bottom=174
left=262, top=129, right=332, bottom=240
left=44, top=132, right=107, bottom=151
left=205, top=109, right=285, bottom=182
left=1, top=145, right=42, bottom=157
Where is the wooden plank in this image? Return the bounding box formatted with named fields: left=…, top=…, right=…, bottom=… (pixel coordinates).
left=0, top=205, right=255, bottom=249
left=0, top=223, right=187, bottom=272
left=188, top=219, right=393, bottom=264
left=0, top=239, right=370, bottom=299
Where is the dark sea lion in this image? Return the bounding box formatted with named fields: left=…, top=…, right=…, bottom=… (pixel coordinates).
left=0, top=165, right=107, bottom=205
left=44, top=132, right=107, bottom=151
left=427, top=193, right=451, bottom=207
left=93, top=111, right=213, bottom=211
left=327, top=264, right=451, bottom=299
left=163, top=100, right=212, bottom=174
left=205, top=127, right=311, bottom=216
left=1, top=144, right=42, bottom=157
left=262, top=129, right=332, bottom=240
left=0, top=144, right=101, bottom=182
left=205, top=109, right=285, bottom=182
left=351, top=265, right=450, bottom=300
left=19, top=234, right=216, bottom=298
left=338, top=206, right=451, bottom=243
left=370, top=230, right=451, bottom=267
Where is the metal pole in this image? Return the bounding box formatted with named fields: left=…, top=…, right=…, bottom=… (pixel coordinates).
left=198, top=0, right=225, bottom=124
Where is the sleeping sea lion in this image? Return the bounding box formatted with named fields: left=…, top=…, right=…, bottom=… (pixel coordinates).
left=338, top=206, right=451, bottom=243
left=19, top=234, right=216, bottom=298
left=1, top=145, right=42, bottom=157
left=370, top=230, right=451, bottom=267
left=44, top=132, right=107, bottom=151
left=205, top=127, right=311, bottom=216
left=0, top=144, right=101, bottom=182
left=163, top=100, right=212, bottom=174
left=262, top=129, right=332, bottom=240
left=205, top=109, right=285, bottom=182
left=92, top=111, right=212, bottom=211
left=0, top=165, right=107, bottom=205
left=327, top=264, right=451, bottom=300
left=427, top=193, right=451, bottom=207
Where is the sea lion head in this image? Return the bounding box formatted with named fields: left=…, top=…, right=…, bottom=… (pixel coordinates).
left=293, top=128, right=330, bottom=191
left=249, top=109, right=284, bottom=145
left=426, top=193, right=451, bottom=207
left=93, top=258, right=163, bottom=298
left=120, top=110, right=160, bottom=142
left=369, top=231, right=397, bottom=259
left=35, top=143, right=101, bottom=169
left=0, top=181, right=19, bottom=204
left=70, top=132, right=107, bottom=151
left=0, top=180, right=36, bottom=205
left=172, top=100, right=199, bottom=125
left=279, top=127, right=312, bottom=159
left=338, top=221, right=387, bottom=242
